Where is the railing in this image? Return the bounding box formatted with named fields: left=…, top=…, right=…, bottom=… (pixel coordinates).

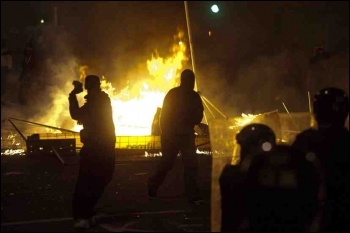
left=1, top=129, right=210, bottom=152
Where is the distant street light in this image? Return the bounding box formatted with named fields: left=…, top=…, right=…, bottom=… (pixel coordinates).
left=40, top=19, right=45, bottom=24
left=211, top=4, right=219, bottom=13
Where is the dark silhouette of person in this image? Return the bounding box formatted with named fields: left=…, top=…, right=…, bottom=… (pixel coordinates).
left=221, top=123, right=322, bottom=232
left=246, top=144, right=322, bottom=232
left=147, top=69, right=204, bottom=204
left=292, top=87, right=349, bottom=232
left=220, top=123, right=277, bottom=232
left=68, top=75, right=116, bottom=230
left=151, top=107, right=162, bottom=136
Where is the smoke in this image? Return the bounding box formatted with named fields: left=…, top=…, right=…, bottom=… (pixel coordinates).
left=2, top=20, right=192, bottom=137
left=54, top=1, right=187, bottom=93
left=3, top=1, right=348, bottom=135
left=195, top=64, right=234, bottom=119
left=196, top=46, right=349, bottom=120
left=0, top=0, right=216, bottom=142
left=197, top=41, right=349, bottom=122
left=1, top=25, right=82, bottom=134
left=232, top=49, right=310, bottom=114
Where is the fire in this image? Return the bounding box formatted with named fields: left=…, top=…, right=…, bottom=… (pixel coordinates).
left=1, top=149, right=26, bottom=156
left=74, top=31, right=188, bottom=136
left=230, top=113, right=259, bottom=129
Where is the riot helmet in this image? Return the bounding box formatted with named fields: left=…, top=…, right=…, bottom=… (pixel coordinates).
left=236, top=123, right=276, bottom=156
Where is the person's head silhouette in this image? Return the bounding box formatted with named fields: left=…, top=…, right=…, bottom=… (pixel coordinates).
left=84, top=75, right=101, bottom=93
left=180, top=69, right=195, bottom=91
left=313, top=87, right=349, bottom=128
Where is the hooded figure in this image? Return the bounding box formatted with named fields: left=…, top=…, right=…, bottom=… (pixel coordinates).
left=148, top=69, right=204, bottom=204
left=68, top=75, right=116, bottom=230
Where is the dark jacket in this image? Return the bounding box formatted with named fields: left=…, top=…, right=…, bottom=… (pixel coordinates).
left=69, top=91, right=116, bottom=146
left=160, top=86, right=203, bottom=135
left=292, top=127, right=349, bottom=231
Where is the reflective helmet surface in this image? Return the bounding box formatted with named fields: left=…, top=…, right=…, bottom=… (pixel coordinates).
left=313, top=87, right=349, bottom=125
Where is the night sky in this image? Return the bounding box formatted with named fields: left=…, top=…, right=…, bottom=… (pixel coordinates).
left=1, top=1, right=349, bottom=114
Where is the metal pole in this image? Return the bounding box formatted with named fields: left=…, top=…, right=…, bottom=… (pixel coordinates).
left=8, top=118, right=79, bottom=133
left=282, top=102, right=299, bottom=130
left=201, top=95, right=227, bottom=119
left=201, top=98, right=211, bottom=124
left=7, top=119, right=27, bottom=141
left=308, top=91, right=316, bottom=127
left=52, top=147, right=66, bottom=165
left=184, top=1, right=210, bottom=125
left=308, top=91, right=312, bottom=114
left=184, top=1, right=198, bottom=91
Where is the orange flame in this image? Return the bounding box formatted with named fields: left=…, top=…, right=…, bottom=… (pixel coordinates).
left=74, top=31, right=188, bottom=136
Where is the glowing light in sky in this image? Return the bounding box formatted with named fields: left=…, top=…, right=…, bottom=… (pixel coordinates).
left=211, top=4, right=219, bottom=13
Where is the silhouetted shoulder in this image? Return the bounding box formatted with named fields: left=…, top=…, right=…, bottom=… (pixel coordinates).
left=295, top=128, right=318, bottom=139
left=220, top=164, right=244, bottom=184
left=292, top=129, right=322, bottom=159
left=95, top=92, right=112, bottom=105
left=193, top=91, right=202, bottom=99
left=292, top=128, right=320, bottom=147
left=164, top=87, right=180, bottom=98
left=101, top=91, right=111, bottom=99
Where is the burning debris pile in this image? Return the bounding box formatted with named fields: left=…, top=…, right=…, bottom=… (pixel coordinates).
left=29, top=31, right=189, bottom=137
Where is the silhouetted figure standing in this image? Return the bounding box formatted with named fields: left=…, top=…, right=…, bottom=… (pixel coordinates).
left=68, top=75, right=116, bottom=230
left=148, top=69, right=204, bottom=204
left=292, top=87, right=349, bottom=232
left=220, top=124, right=277, bottom=232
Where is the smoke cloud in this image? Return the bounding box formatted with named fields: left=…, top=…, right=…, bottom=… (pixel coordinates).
left=1, top=25, right=81, bottom=134
left=2, top=23, right=189, bottom=136
left=196, top=46, right=349, bottom=121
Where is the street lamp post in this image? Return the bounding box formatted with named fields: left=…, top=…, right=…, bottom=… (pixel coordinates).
left=184, top=1, right=198, bottom=91
left=184, top=1, right=210, bottom=124
left=184, top=1, right=227, bottom=124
